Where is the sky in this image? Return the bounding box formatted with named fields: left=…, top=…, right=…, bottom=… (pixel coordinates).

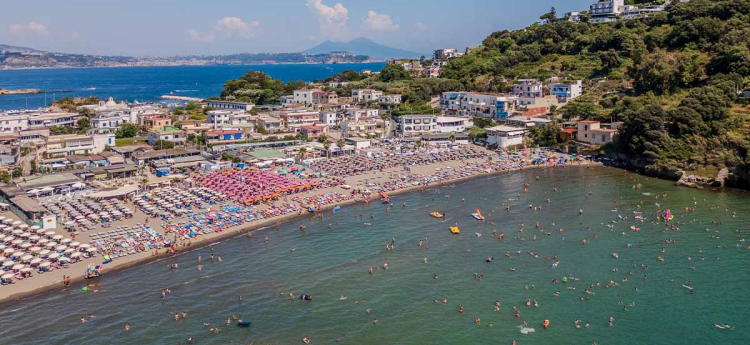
left=0, top=0, right=593, bottom=57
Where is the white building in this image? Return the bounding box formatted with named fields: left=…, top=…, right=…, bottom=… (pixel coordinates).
left=292, top=90, right=314, bottom=105
left=434, top=48, right=464, bottom=60
left=435, top=116, right=472, bottom=134
left=319, top=112, right=340, bottom=127
left=440, top=92, right=519, bottom=119
left=550, top=80, right=583, bottom=103
left=486, top=125, right=527, bottom=148
left=347, top=108, right=380, bottom=121
left=205, top=100, right=254, bottom=111
left=0, top=115, right=29, bottom=133
left=147, top=127, right=186, bottom=146
left=351, top=89, right=383, bottom=102
left=577, top=121, right=621, bottom=145
left=590, top=0, right=625, bottom=23
left=395, top=114, right=438, bottom=137
left=378, top=94, right=402, bottom=104
left=512, top=79, right=544, bottom=98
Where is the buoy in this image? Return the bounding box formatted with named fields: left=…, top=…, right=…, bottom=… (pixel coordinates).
left=82, top=286, right=89, bottom=292
left=543, top=320, right=550, bottom=329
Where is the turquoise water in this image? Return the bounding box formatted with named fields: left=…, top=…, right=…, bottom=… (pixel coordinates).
left=0, top=63, right=385, bottom=110
left=0, top=166, right=748, bottom=344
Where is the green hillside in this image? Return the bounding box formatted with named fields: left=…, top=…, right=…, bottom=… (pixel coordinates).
left=441, top=0, right=750, bottom=186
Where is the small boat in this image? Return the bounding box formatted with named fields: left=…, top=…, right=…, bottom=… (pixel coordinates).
left=475, top=232, right=481, bottom=237
left=333, top=206, right=341, bottom=211
left=237, top=321, right=251, bottom=327
left=430, top=212, right=444, bottom=218
left=471, top=209, right=485, bottom=221
left=308, top=206, right=316, bottom=213
left=450, top=225, right=460, bottom=234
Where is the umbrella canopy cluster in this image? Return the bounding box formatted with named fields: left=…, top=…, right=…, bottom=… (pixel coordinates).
left=88, top=224, right=166, bottom=260
left=310, top=146, right=487, bottom=175
left=136, top=187, right=202, bottom=218
left=195, top=169, right=314, bottom=204
left=45, top=198, right=133, bottom=231
left=0, top=220, right=85, bottom=283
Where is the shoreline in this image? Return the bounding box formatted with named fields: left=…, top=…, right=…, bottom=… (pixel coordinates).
left=0, top=61, right=385, bottom=72
left=0, top=161, right=580, bottom=305
left=0, top=160, right=594, bottom=305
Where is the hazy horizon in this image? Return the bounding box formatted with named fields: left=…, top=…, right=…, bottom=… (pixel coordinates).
left=1, top=0, right=592, bottom=57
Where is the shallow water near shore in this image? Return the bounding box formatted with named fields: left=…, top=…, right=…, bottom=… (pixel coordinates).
left=0, top=166, right=748, bottom=344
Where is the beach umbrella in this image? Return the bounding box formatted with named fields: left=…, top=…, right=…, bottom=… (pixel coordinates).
left=48, top=253, right=60, bottom=260
left=11, top=230, right=22, bottom=235
left=30, top=225, right=40, bottom=231
left=44, top=231, right=56, bottom=237
left=61, top=238, right=71, bottom=244
left=30, top=258, right=42, bottom=266
left=71, top=252, right=81, bottom=258
left=12, top=221, right=21, bottom=226
left=11, top=251, right=23, bottom=258
left=12, top=264, right=23, bottom=271
left=38, top=238, right=49, bottom=245
left=55, top=245, right=67, bottom=252
left=45, top=242, right=57, bottom=249
left=29, top=247, right=41, bottom=255
left=21, top=255, right=32, bottom=262
left=29, top=235, right=40, bottom=242
left=40, top=262, right=50, bottom=269
left=2, top=261, right=13, bottom=268
left=11, top=239, right=23, bottom=246
left=86, top=247, right=96, bottom=253
left=20, top=242, right=31, bottom=249
left=38, top=250, right=50, bottom=257
left=64, top=248, right=74, bottom=255
left=79, top=244, right=91, bottom=249
left=52, top=235, right=63, bottom=241
left=20, top=232, right=30, bottom=238
left=2, top=219, right=12, bottom=225
left=70, top=241, right=80, bottom=248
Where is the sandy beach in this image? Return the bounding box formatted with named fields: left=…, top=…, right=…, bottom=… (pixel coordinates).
left=0, top=150, right=593, bottom=304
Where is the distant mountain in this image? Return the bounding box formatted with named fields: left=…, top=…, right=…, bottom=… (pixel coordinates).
left=303, top=37, right=423, bottom=59
left=0, top=44, right=38, bottom=52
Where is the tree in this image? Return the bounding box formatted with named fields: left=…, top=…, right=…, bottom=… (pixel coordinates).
left=116, top=123, right=138, bottom=138
left=323, top=139, right=331, bottom=157
left=0, top=171, right=10, bottom=184
left=11, top=167, right=22, bottom=178
left=336, top=139, right=345, bottom=150
left=562, top=102, right=602, bottom=121
left=527, top=123, right=562, bottom=147
left=472, top=117, right=495, bottom=128
left=298, top=147, right=307, bottom=160
left=30, top=159, right=37, bottom=174
left=153, top=140, right=175, bottom=150
left=379, top=64, right=410, bottom=82
left=77, top=116, right=90, bottom=130
left=540, top=7, right=557, bottom=23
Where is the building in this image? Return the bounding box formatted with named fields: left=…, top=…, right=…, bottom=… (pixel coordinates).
left=512, top=79, right=544, bottom=99
left=299, top=124, right=329, bottom=139
left=0, top=135, right=19, bottom=165
left=204, top=129, right=245, bottom=144
left=342, top=118, right=386, bottom=138
left=43, top=133, right=114, bottom=162
left=345, top=137, right=371, bottom=150
left=486, top=125, right=528, bottom=148
left=351, top=89, right=383, bottom=102
left=347, top=108, right=380, bottom=121
left=395, top=114, right=438, bottom=137
left=590, top=0, right=626, bottom=23
left=576, top=121, right=622, bottom=145
left=319, top=112, right=340, bottom=127
left=564, top=11, right=583, bottom=22
left=434, top=48, right=464, bottom=60
left=256, top=116, right=282, bottom=133
left=378, top=94, right=402, bottom=104
left=147, top=127, right=185, bottom=146
left=0, top=115, right=29, bottom=133
left=89, top=111, right=131, bottom=135
left=312, top=90, right=338, bottom=104
left=550, top=80, right=583, bottom=103
left=143, top=116, right=172, bottom=131
left=205, top=100, right=254, bottom=111
left=506, top=116, right=553, bottom=127
left=279, top=110, right=320, bottom=131
left=435, top=116, right=473, bottom=134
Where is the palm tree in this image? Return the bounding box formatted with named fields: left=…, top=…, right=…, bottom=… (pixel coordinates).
left=140, top=178, right=149, bottom=193
left=323, top=139, right=331, bottom=158
left=336, top=139, right=345, bottom=156
left=448, top=134, right=456, bottom=149
left=415, top=139, right=423, bottom=151
left=298, top=147, right=307, bottom=160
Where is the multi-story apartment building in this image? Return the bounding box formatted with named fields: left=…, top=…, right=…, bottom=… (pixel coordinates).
left=550, top=80, right=583, bottom=103
left=395, top=114, right=438, bottom=137
left=205, top=100, right=254, bottom=111
left=351, top=89, right=383, bottom=103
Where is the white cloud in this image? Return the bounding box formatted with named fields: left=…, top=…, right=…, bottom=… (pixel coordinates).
left=415, top=22, right=429, bottom=31
left=306, top=0, right=348, bottom=39
left=186, top=28, right=215, bottom=42
left=186, top=17, right=262, bottom=42
left=214, top=17, right=262, bottom=38
left=364, top=11, right=399, bottom=32
left=8, top=22, right=48, bottom=36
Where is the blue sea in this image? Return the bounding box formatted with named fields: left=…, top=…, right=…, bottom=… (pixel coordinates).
left=0, top=63, right=385, bottom=110
left=0, top=167, right=748, bottom=344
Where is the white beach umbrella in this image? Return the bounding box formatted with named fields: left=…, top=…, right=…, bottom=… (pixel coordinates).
left=38, top=249, right=50, bottom=257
